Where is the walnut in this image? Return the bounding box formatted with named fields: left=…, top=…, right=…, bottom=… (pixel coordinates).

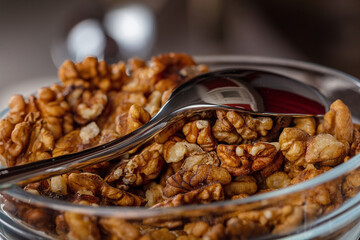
left=317, top=99, right=353, bottom=151
left=259, top=116, right=292, bottom=142
left=7, top=94, right=37, bottom=124
left=350, top=127, right=360, bottom=157
left=283, top=161, right=304, bottom=179
left=121, top=53, right=195, bottom=94
left=59, top=57, right=126, bottom=91
left=3, top=113, right=55, bottom=166
left=73, top=89, right=108, bottom=125
left=182, top=120, right=217, bottom=151
left=37, top=86, right=71, bottom=120
left=225, top=217, right=269, bottom=239
left=163, top=137, right=219, bottom=169
left=212, top=110, right=242, bottom=144
left=163, top=164, right=231, bottom=198
left=49, top=175, right=68, bottom=196
left=290, top=164, right=330, bottom=185
left=100, top=184, right=145, bottom=206
left=179, top=64, right=209, bottom=79
left=228, top=112, right=273, bottom=140
left=68, top=172, right=103, bottom=196
left=116, top=104, right=151, bottom=136
left=293, top=117, right=316, bottom=136
left=153, top=183, right=224, bottom=207
left=236, top=205, right=304, bottom=235
left=99, top=217, right=141, bottom=240
left=3, top=115, right=34, bottom=166
left=163, top=137, right=203, bottom=163
left=105, top=150, right=164, bottom=187
left=259, top=151, right=284, bottom=178
left=64, top=212, right=101, bottom=240
left=145, top=182, right=165, bottom=207
left=305, top=133, right=347, bottom=166
left=140, top=228, right=178, bottom=240
left=342, top=169, right=360, bottom=198
left=184, top=221, right=210, bottom=238
left=79, top=121, right=100, bottom=144
left=145, top=91, right=162, bottom=117
left=23, top=118, right=54, bottom=163
left=181, top=151, right=220, bottom=171
left=202, top=223, right=226, bottom=240
left=279, top=128, right=310, bottom=166
left=67, top=172, right=145, bottom=206
left=266, top=171, right=291, bottom=189
left=52, top=130, right=83, bottom=157
left=223, top=175, right=257, bottom=197
left=217, top=142, right=279, bottom=176
left=280, top=128, right=346, bottom=167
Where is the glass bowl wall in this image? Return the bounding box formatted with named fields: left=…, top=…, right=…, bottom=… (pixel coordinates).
left=0, top=56, right=359, bottom=240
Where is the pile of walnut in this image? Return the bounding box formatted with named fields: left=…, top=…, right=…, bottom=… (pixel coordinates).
left=1, top=53, right=360, bottom=240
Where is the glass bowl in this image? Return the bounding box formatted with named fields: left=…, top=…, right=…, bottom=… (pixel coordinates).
left=0, top=55, right=360, bottom=240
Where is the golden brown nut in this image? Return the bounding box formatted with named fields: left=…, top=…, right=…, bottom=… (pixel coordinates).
left=202, top=223, right=226, bottom=240
left=236, top=205, right=304, bottom=235
left=280, top=128, right=347, bottom=167
left=162, top=136, right=220, bottom=170
left=64, top=212, right=101, bottom=240
left=259, top=151, right=284, bottom=178
left=290, top=164, right=330, bottom=185
left=305, top=133, right=346, bottom=166
left=225, top=217, right=269, bottom=239
left=144, top=91, right=162, bottom=117
left=145, top=182, right=165, bottom=207
left=350, top=127, right=360, bottom=156
left=293, top=117, right=316, bottom=136
left=224, top=175, right=258, bottom=197
left=99, top=217, right=141, bottom=240
left=153, top=183, right=224, bottom=207
left=59, top=57, right=126, bottom=91
left=163, top=164, right=231, bottom=198
left=181, top=151, right=220, bottom=171
left=279, top=128, right=310, bottom=166
left=317, top=99, right=353, bottom=150
left=212, top=110, right=242, bottom=144
left=163, top=136, right=202, bottom=163
left=182, top=120, right=217, bottom=151
left=184, top=221, right=210, bottom=238
left=101, top=183, right=145, bottom=206
left=105, top=150, right=164, bottom=187
left=116, top=104, right=151, bottom=136
left=229, top=111, right=273, bottom=140
left=52, top=130, right=83, bottom=157
left=217, top=142, right=279, bottom=176
left=266, top=171, right=291, bottom=189
left=73, top=89, right=108, bottom=125
left=140, top=228, right=178, bottom=240
left=67, top=172, right=145, bottom=206
left=342, top=169, right=360, bottom=198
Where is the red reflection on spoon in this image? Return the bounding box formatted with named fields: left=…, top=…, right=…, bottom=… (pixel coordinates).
left=256, top=87, right=325, bottom=115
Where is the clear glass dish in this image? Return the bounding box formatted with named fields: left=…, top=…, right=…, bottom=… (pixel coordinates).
left=0, top=55, right=360, bottom=240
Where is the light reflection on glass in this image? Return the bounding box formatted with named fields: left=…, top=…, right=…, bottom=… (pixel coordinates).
left=66, top=19, right=106, bottom=61
left=104, top=4, right=155, bottom=59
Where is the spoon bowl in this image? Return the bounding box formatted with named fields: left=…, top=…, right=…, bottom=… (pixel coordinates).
left=0, top=69, right=329, bottom=189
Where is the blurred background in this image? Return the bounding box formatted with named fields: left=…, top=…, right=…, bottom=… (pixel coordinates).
left=1, top=0, right=360, bottom=107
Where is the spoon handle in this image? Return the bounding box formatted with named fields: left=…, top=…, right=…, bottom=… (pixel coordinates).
left=0, top=111, right=171, bottom=190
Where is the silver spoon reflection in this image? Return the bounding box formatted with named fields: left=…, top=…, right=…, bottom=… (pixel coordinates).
left=0, top=69, right=328, bottom=190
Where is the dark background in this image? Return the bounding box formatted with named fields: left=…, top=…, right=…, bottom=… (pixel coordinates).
left=1, top=0, right=360, bottom=107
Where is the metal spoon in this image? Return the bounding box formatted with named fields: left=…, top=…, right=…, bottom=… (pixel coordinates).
left=0, top=69, right=328, bottom=189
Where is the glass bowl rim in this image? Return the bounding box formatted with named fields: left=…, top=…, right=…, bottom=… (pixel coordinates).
left=2, top=55, right=360, bottom=218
